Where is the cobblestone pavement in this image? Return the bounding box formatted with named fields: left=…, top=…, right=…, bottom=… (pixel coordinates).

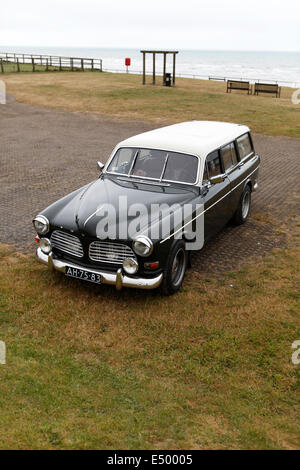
left=1, top=97, right=299, bottom=275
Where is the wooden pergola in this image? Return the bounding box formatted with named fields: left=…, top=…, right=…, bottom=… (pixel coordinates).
left=140, top=50, right=178, bottom=86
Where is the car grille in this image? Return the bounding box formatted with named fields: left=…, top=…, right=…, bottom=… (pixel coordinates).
left=51, top=230, right=84, bottom=258
left=89, top=241, right=136, bottom=265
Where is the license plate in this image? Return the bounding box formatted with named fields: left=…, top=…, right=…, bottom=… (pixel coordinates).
left=65, top=266, right=101, bottom=284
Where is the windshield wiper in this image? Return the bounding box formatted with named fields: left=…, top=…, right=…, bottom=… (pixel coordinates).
left=116, top=176, right=170, bottom=187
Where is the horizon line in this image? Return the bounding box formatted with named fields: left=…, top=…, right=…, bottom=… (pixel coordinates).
left=1, top=45, right=299, bottom=54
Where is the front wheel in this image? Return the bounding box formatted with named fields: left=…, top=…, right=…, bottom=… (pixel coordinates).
left=234, top=185, right=251, bottom=225
left=161, top=241, right=187, bottom=296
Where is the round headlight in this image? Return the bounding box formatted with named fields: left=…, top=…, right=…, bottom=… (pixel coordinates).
left=123, top=257, right=139, bottom=275
left=133, top=236, right=153, bottom=257
left=39, top=238, right=52, bottom=255
left=33, top=215, right=49, bottom=235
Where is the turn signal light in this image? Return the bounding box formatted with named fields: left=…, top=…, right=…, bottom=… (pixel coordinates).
left=144, top=261, right=159, bottom=270
left=35, top=236, right=39, bottom=243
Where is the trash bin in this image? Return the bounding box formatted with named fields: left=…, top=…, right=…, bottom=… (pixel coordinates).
left=165, top=73, right=171, bottom=87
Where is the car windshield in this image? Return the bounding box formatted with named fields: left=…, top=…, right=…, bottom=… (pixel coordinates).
left=106, top=148, right=199, bottom=184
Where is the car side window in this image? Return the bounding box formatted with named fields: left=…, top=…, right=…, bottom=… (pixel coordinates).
left=236, top=133, right=253, bottom=160
left=206, top=150, right=221, bottom=178
left=221, top=142, right=238, bottom=171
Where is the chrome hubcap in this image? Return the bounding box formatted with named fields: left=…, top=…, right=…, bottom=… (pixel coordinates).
left=171, top=248, right=186, bottom=286
left=242, top=191, right=250, bottom=219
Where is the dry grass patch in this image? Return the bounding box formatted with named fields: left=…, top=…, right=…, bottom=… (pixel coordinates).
left=3, top=72, right=300, bottom=137
left=0, top=237, right=299, bottom=449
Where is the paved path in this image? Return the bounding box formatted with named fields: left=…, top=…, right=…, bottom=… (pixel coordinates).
left=1, top=97, right=299, bottom=275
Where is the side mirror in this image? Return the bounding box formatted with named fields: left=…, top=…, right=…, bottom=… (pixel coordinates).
left=97, top=161, right=105, bottom=173
left=210, top=175, right=224, bottom=185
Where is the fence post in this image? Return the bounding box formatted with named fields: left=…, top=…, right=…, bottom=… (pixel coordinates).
left=32, top=57, right=35, bottom=72
left=17, top=58, right=20, bottom=72
left=100, top=59, right=102, bottom=72
left=71, top=58, right=73, bottom=71
left=0, top=58, right=4, bottom=73
left=59, top=57, right=62, bottom=71
left=91, top=59, right=94, bottom=71
left=46, top=58, right=49, bottom=71
left=81, top=58, right=84, bottom=71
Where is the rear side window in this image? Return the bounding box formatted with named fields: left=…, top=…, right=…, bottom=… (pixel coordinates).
left=236, top=133, right=253, bottom=160
left=221, top=142, right=238, bottom=171
left=206, top=150, right=221, bottom=178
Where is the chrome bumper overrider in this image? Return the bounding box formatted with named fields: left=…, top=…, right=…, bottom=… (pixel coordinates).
left=36, top=248, right=163, bottom=290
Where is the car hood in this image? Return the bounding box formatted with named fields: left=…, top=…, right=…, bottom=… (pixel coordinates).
left=49, top=175, right=198, bottom=240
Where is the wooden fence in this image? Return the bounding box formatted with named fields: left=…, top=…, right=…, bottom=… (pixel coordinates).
left=0, top=52, right=102, bottom=73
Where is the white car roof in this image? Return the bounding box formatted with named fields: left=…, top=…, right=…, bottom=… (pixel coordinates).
left=117, top=121, right=249, bottom=158
left=108, top=121, right=250, bottom=186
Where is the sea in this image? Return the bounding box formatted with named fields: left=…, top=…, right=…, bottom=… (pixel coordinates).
left=1, top=46, right=299, bottom=87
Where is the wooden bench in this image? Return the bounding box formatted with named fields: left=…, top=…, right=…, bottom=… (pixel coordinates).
left=254, top=83, right=281, bottom=98
left=227, top=80, right=251, bottom=94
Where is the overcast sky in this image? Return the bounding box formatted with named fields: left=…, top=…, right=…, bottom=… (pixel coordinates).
left=1, top=0, right=299, bottom=51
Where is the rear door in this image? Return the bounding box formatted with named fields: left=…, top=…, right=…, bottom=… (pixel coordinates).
left=203, top=150, right=231, bottom=241
left=228, top=133, right=257, bottom=213
left=220, top=141, right=241, bottom=218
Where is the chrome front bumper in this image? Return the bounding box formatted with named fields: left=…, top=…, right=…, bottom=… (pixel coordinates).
left=36, top=248, right=163, bottom=290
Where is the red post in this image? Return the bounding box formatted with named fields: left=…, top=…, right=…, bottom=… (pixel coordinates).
left=125, top=57, right=131, bottom=73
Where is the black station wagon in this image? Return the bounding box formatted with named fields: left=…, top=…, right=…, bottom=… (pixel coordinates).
left=33, top=121, right=260, bottom=295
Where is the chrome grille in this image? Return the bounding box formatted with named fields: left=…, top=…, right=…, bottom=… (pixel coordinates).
left=89, top=241, right=136, bottom=264
left=51, top=230, right=84, bottom=258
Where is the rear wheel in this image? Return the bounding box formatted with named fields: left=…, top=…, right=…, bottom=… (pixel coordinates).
left=234, top=185, right=251, bottom=225
left=161, top=240, right=187, bottom=295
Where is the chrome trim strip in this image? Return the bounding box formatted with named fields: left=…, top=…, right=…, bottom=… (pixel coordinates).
left=36, top=248, right=162, bottom=290
left=128, top=149, right=140, bottom=176
left=160, top=165, right=259, bottom=244
left=83, top=205, right=104, bottom=228
left=160, top=153, right=169, bottom=182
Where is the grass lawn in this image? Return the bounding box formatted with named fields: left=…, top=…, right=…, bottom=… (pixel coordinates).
left=3, top=71, right=300, bottom=137
left=0, top=231, right=299, bottom=449
left=1, top=69, right=299, bottom=449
